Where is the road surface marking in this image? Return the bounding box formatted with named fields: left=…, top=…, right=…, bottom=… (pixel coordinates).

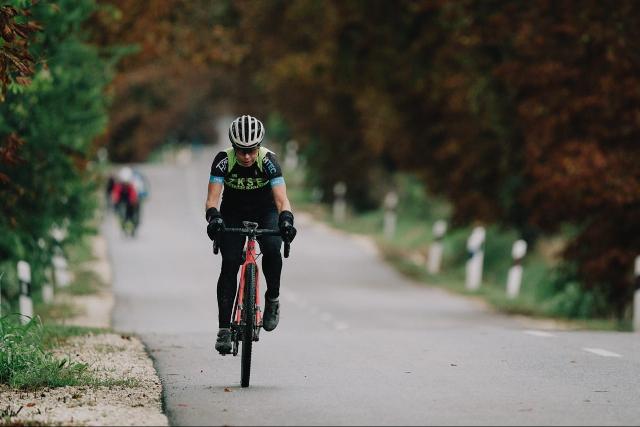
left=583, top=348, right=622, bottom=358
left=334, top=321, right=349, bottom=330
left=320, top=312, right=333, bottom=322
left=524, top=330, right=555, bottom=338
left=283, top=294, right=345, bottom=329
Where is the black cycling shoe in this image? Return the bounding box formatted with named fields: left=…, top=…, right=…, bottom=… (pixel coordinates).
left=215, top=328, right=232, bottom=355
left=263, top=298, right=280, bottom=332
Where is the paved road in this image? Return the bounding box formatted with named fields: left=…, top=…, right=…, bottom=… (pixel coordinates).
left=106, top=146, right=640, bottom=426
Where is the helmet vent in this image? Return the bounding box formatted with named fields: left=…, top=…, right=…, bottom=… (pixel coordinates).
left=229, top=115, right=264, bottom=149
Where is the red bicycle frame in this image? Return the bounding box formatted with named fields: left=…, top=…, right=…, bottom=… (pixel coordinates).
left=212, top=221, right=291, bottom=387
left=234, top=237, right=262, bottom=328
left=212, top=221, right=289, bottom=333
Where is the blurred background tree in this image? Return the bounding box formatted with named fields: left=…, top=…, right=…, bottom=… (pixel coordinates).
left=91, top=0, right=640, bottom=318
left=0, top=0, right=115, bottom=303
left=2, top=0, right=637, bottom=319
left=88, top=0, right=244, bottom=161
left=0, top=3, right=40, bottom=99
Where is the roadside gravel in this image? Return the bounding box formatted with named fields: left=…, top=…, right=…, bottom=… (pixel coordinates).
left=0, top=333, right=167, bottom=426
left=0, top=234, right=169, bottom=426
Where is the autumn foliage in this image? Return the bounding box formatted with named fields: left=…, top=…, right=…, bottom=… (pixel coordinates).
left=89, top=0, right=245, bottom=161
left=93, top=0, right=640, bottom=317
left=0, top=4, right=40, bottom=98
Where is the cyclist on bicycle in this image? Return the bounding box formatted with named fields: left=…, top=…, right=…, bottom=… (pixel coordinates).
left=205, top=115, right=297, bottom=355
left=112, top=166, right=140, bottom=233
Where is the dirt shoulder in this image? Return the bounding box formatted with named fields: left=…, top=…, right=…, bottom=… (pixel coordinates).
left=0, top=234, right=169, bottom=426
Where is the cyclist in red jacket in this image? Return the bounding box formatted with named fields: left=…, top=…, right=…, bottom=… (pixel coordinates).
left=205, top=115, right=297, bottom=354
left=112, top=166, right=140, bottom=234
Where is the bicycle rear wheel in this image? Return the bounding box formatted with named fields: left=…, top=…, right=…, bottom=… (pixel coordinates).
left=241, top=263, right=257, bottom=387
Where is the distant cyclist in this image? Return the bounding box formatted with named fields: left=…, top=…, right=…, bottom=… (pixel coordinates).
left=205, top=115, right=297, bottom=355
left=131, top=168, right=150, bottom=224
left=112, top=166, right=140, bottom=235
left=132, top=168, right=150, bottom=201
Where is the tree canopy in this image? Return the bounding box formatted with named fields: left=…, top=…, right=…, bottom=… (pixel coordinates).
left=3, top=0, right=637, bottom=318
left=0, top=0, right=115, bottom=300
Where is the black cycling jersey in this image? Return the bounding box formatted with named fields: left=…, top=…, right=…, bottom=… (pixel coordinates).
left=209, top=147, right=285, bottom=215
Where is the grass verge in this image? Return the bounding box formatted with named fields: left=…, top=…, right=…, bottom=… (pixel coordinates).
left=289, top=177, right=631, bottom=331
left=0, top=315, right=135, bottom=391
left=0, top=315, right=113, bottom=390
left=59, top=269, right=104, bottom=297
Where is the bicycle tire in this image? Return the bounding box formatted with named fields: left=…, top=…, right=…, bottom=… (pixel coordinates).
left=241, top=263, right=256, bottom=387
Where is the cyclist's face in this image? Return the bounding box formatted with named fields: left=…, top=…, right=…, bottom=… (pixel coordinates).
left=235, top=147, right=258, bottom=166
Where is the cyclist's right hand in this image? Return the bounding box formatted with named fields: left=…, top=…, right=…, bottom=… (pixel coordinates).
left=207, top=218, right=225, bottom=240
left=206, top=207, right=225, bottom=241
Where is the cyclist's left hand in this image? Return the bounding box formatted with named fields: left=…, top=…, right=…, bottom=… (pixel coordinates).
left=279, top=210, right=297, bottom=243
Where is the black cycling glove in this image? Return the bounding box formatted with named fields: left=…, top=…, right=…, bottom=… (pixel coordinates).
left=278, top=210, right=297, bottom=243
left=206, top=207, right=225, bottom=241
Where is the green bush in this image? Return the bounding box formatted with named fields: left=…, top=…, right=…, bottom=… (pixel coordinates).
left=536, top=266, right=612, bottom=319
left=481, top=226, right=519, bottom=285
left=0, top=0, right=117, bottom=308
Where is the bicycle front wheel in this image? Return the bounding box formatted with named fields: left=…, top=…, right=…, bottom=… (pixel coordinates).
left=241, top=263, right=257, bottom=388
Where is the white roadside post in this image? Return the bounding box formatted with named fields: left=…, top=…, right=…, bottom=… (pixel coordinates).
left=311, top=187, right=323, bottom=203
left=42, top=266, right=55, bottom=304
left=333, top=182, right=347, bottom=223
left=506, top=239, right=528, bottom=299
left=51, top=226, right=67, bottom=243
left=284, top=139, right=299, bottom=170
left=427, top=220, right=448, bottom=274
left=17, top=261, right=33, bottom=325
left=97, top=146, right=108, bottom=164
left=633, top=255, right=640, bottom=333
left=51, top=226, right=71, bottom=287
left=465, top=226, right=486, bottom=291
left=383, top=191, right=399, bottom=240
left=177, top=146, right=192, bottom=165
left=52, top=250, right=71, bottom=288
left=37, top=238, right=54, bottom=303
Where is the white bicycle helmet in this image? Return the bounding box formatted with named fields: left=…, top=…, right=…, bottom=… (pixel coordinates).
left=118, top=166, right=133, bottom=184
left=228, top=115, right=265, bottom=149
